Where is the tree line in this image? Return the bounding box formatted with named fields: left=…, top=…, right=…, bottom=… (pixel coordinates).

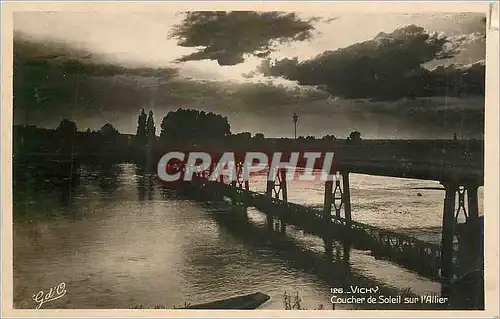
left=133, top=108, right=362, bottom=143
left=14, top=108, right=364, bottom=160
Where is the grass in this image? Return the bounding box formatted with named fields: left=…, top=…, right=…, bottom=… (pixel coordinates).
left=131, top=287, right=431, bottom=310
left=282, top=291, right=328, bottom=310
left=130, top=291, right=327, bottom=310
left=401, top=287, right=415, bottom=297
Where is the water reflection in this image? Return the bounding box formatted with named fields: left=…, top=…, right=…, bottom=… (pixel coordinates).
left=13, top=161, right=82, bottom=220
left=96, top=164, right=123, bottom=196
left=135, top=165, right=155, bottom=201
left=190, top=201, right=416, bottom=309
left=13, top=162, right=448, bottom=309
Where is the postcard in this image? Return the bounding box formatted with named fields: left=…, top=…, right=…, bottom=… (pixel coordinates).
left=1, top=1, right=498, bottom=318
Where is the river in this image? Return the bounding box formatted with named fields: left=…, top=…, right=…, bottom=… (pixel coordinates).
left=12, top=162, right=483, bottom=309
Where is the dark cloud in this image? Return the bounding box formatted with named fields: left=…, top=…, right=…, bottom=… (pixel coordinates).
left=14, top=37, right=180, bottom=78
left=13, top=36, right=484, bottom=139
left=14, top=39, right=177, bottom=130
left=170, top=11, right=316, bottom=66
left=13, top=36, right=329, bottom=127
left=257, top=24, right=485, bottom=100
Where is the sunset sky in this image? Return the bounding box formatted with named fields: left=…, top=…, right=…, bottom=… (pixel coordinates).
left=13, top=9, right=486, bottom=139
left=14, top=11, right=485, bottom=80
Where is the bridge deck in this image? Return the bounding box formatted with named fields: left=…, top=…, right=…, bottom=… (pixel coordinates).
left=156, top=139, right=484, bottom=184
left=15, top=139, right=484, bottom=184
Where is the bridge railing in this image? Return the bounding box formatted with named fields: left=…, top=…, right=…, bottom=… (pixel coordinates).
left=211, top=181, right=443, bottom=280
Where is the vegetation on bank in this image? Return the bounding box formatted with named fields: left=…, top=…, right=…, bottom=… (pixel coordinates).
left=129, top=291, right=326, bottom=310
left=14, top=108, right=366, bottom=159
left=128, top=287, right=434, bottom=310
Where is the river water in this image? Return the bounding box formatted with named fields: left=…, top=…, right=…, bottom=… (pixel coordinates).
left=12, top=162, right=483, bottom=310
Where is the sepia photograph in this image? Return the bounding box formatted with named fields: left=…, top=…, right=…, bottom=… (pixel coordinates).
left=1, top=1, right=498, bottom=316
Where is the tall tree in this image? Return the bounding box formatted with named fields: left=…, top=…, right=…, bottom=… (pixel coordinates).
left=160, top=108, right=230, bottom=142
left=253, top=133, right=265, bottom=140
left=146, top=110, right=156, bottom=145
left=348, top=131, right=362, bottom=141
left=136, top=109, right=147, bottom=143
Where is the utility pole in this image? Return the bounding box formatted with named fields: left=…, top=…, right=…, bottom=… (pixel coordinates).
left=293, top=113, right=298, bottom=139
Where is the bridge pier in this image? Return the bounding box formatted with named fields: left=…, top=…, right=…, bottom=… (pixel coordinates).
left=265, top=167, right=288, bottom=201
left=342, top=172, right=352, bottom=224
left=458, top=184, right=482, bottom=272
left=266, top=168, right=288, bottom=231
left=441, top=182, right=457, bottom=291
left=230, top=162, right=250, bottom=207
left=323, top=171, right=352, bottom=262
left=323, top=179, right=333, bottom=223
left=231, top=162, right=250, bottom=191
left=440, top=182, right=482, bottom=298
left=323, top=171, right=352, bottom=224
left=323, top=180, right=334, bottom=257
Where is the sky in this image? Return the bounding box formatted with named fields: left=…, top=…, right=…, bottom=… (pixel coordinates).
left=13, top=10, right=486, bottom=139
left=14, top=11, right=486, bottom=81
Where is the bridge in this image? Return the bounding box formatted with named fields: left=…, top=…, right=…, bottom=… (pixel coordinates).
left=150, top=138, right=483, bottom=181
left=15, top=138, right=484, bottom=303
left=150, top=138, right=483, bottom=302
